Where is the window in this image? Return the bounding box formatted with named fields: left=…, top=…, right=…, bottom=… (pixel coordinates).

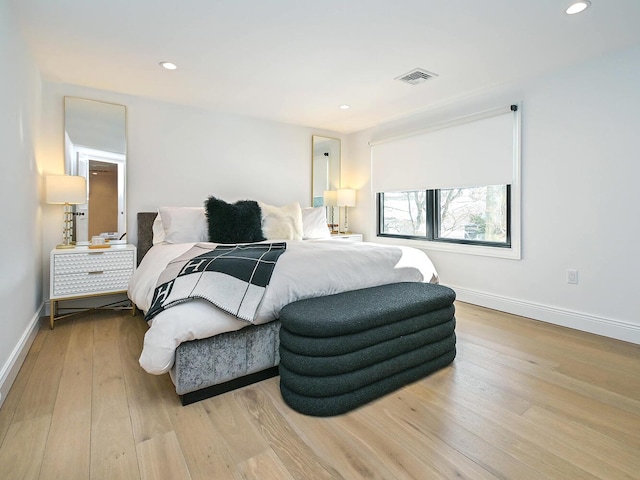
left=379, top=190, right=428, bottom=237
left=371, top=104, right=520, bottom=256
left=378, top=185, right=510, bottom=247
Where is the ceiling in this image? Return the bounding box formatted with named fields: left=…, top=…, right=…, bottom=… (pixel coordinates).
left=9, top=0, right=640, bottom=133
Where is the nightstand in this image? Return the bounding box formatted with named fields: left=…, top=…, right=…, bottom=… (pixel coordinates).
left=49, top=244, right=137, bottom=329
left=330, top=233, right=363, bottom=242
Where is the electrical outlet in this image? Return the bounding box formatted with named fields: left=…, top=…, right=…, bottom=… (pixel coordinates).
left=567, top=269, right=579, bottom=284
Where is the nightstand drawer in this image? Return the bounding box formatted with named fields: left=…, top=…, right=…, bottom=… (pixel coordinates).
left=53, top=250, right=135, bottom=275
left=52, top=269, right=133, bottom=298
left=330, top=233, right=363, bottom=242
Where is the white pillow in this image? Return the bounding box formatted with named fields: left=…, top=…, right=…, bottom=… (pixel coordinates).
left=259, top=202, right=303, bottom=240
left=301, top=207, right=331, bottom=239
left=157, top=207, right=208, bottom=244
left=152, top=214, right=166, bottom=244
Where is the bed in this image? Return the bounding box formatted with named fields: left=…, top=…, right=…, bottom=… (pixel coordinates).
left=130, top=210, right=439, bottom=405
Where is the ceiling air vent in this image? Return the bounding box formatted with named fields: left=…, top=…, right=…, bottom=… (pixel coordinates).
left=395, top=68, right=438, bottom=85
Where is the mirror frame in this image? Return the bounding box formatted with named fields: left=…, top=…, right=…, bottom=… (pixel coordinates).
left=311, top=135, right=341, bottom=207
left=64, top=97, right=127, bottom=243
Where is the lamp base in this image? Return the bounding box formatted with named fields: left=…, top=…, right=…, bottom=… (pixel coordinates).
left=56, top=244, right=75, bottom=249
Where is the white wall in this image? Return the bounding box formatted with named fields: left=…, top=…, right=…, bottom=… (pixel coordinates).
left=344, top=45, right=640, bottom=344
left=0, top=2, right=43, bottom=407
left=39, top=82, right=342, bottom=300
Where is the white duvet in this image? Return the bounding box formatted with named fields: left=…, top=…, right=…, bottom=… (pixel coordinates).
left=129, top=239, right=439, bottom=375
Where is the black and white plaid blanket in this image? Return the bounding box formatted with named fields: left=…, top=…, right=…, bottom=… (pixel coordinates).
left=145, top=242, right=287, bottom=323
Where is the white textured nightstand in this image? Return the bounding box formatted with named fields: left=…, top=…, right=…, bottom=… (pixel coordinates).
left=49, top=244, right=137, bottom=329
left=330, top=233, right=363, bottom=242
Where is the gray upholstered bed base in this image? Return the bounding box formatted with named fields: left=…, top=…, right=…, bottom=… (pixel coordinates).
left=136, top=212, right=281, bottom=405
left=172, top=321, right=281, bottom=405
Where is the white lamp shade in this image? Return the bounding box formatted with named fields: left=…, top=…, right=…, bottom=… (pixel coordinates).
left=323, top=190, right=337, bottom=207
left=46, top=175, right=87, bottom=205
left=337, top=188, right=356, bottom=207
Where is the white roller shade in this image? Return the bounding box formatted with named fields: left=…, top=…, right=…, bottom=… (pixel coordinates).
left=371, top=106, right=517, bottom=192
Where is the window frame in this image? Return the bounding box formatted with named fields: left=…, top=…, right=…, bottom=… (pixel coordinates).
left=377, top=185, right=512, bottom=249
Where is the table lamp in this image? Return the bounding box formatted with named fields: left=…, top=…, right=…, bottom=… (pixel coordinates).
left=337, top=188, right=356, bottom=234
left=46, top=175, right=87, bottom=248
left=323, top=190, right=338, bottom=234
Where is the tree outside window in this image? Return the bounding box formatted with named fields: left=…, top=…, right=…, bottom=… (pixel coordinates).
left=379, top=185, right=509, bottom=247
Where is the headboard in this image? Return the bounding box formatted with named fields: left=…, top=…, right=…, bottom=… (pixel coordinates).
left=137, top=212, right=158, bottom=265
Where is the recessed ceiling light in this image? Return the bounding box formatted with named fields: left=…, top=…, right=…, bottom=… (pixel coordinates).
left=339, top=104, right=350, bottom=110
left=159, top=61, right=177, bottom=70
left=566, top=1, right=591, bottom=14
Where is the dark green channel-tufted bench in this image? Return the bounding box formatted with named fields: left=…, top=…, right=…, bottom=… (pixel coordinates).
left=278, top=282, right=456, bottom=416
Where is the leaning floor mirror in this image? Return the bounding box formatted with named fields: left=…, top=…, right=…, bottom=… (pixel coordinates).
left=64, top=97, right=127, bottom=244
left=311, top=135, right=340, bottom=206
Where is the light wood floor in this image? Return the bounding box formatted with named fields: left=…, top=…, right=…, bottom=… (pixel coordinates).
left=1, top=303, right=639, bottom=480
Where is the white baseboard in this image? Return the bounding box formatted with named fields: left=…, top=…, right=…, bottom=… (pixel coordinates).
left=451, top=286, right=640, bottom=345
left=0, top=303, right=44, bottom=409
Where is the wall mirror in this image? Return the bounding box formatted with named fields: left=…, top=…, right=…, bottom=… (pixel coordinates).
left=311, top=135, right=340, bottom=207
left=64, top=97, right=127, bottom=243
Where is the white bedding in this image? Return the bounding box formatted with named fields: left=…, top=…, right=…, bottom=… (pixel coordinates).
left=129, top=239, right=439, bottom=375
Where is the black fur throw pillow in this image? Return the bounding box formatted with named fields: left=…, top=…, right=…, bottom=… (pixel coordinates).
left=205, top=196, right=266, bottom=244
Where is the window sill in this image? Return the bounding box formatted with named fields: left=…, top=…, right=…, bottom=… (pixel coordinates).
left=374, top=235, right=521, bottom=260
